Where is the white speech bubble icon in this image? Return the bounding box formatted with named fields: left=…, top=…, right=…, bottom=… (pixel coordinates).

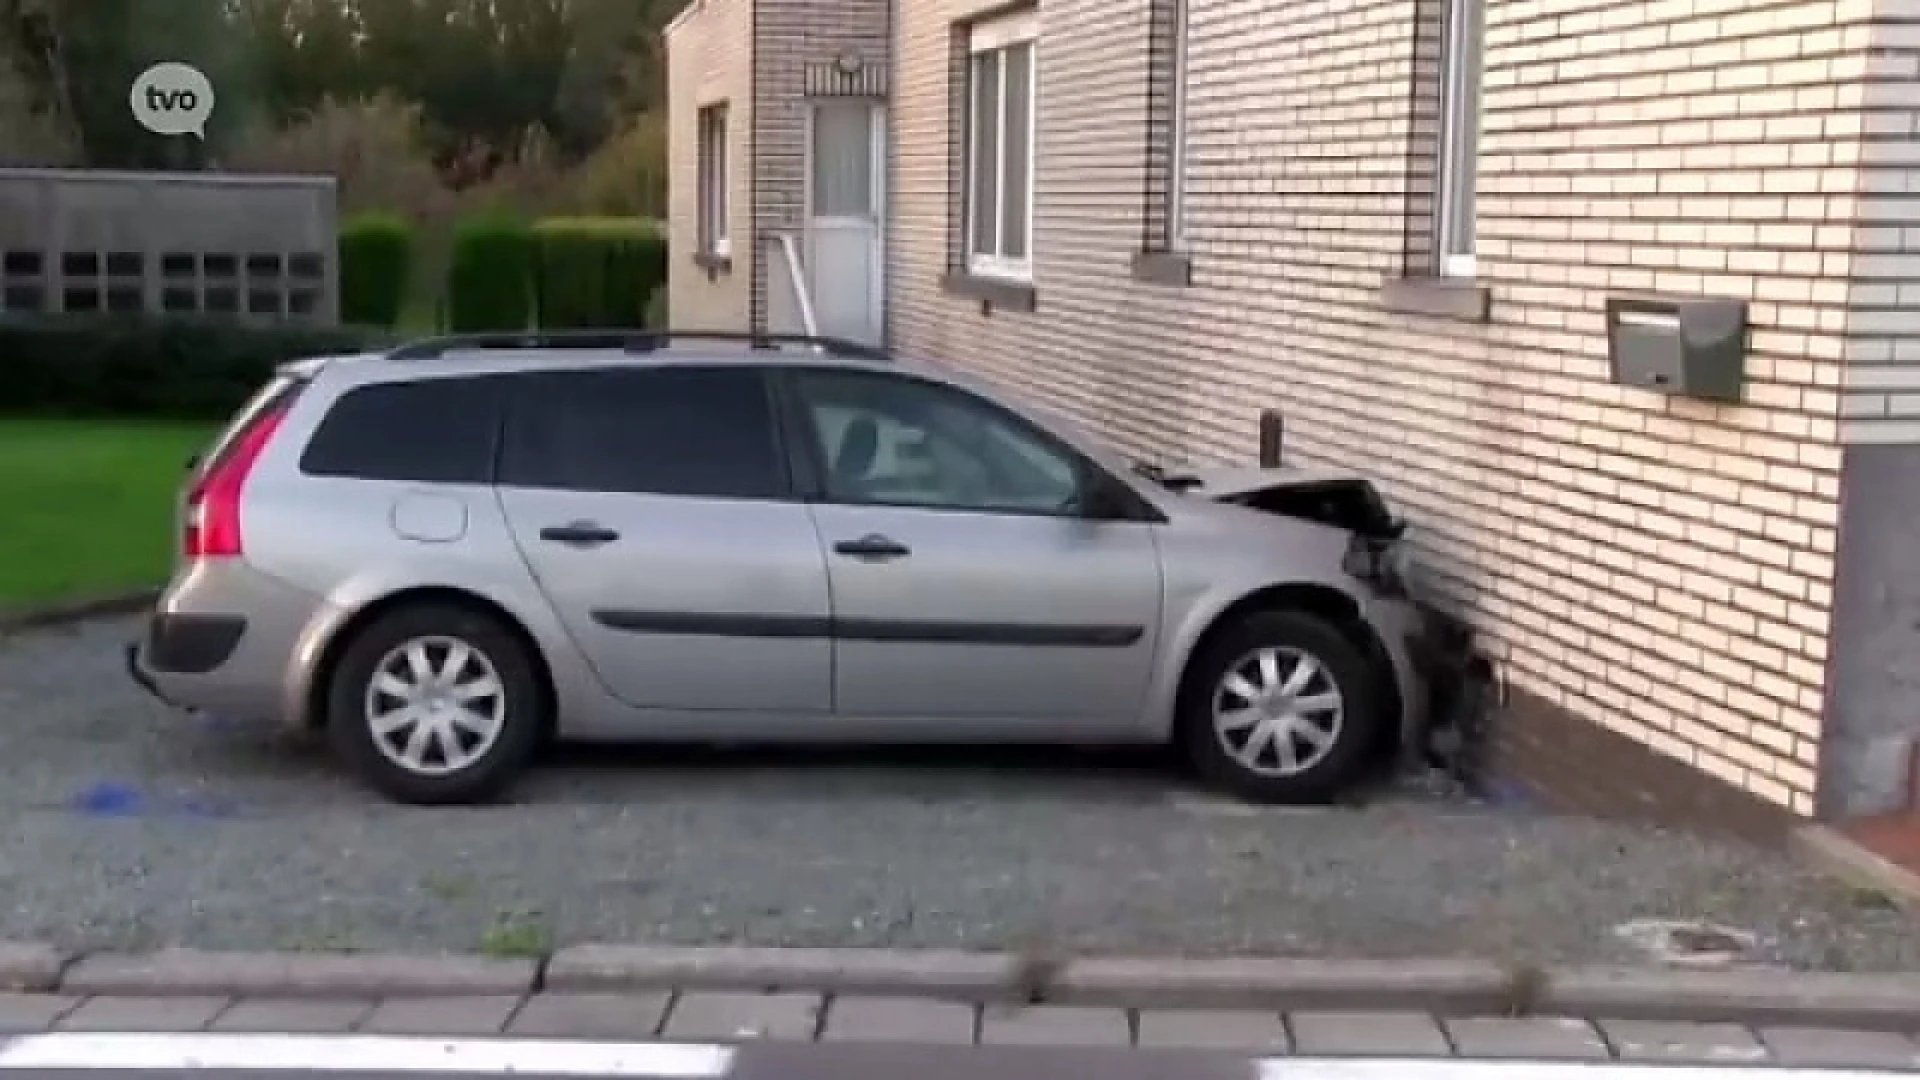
left=130, top=62, right=216, bottom=138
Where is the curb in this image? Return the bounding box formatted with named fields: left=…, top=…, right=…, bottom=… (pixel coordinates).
left=1792, top=823, right=1920, bottom=911
left=0, top=590, right=156, bottom=635
left=6, top=944, right=1920, bottom=1029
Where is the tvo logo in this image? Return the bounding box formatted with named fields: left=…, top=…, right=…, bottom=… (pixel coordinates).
left=130, top=62, right=216, bottom=138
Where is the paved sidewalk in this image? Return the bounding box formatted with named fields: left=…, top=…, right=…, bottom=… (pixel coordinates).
left=2, top=989, right=1920, bottom=1069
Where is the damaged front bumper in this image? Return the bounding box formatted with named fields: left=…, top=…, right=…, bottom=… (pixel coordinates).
left=1403, top=597, right=1497, bottom=777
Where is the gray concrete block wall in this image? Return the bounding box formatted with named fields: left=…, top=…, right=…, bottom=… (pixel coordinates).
left=0, top=168, right=338, bottom=325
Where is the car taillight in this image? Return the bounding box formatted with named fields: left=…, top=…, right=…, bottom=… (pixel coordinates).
left=185, top=406, right=289, bottom=560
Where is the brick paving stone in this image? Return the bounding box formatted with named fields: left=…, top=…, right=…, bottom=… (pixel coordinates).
left=0, top=994, right=79, bottom=1032
left=58, top=995, right=232, bottom=1031
left=1288, top=1010, right=1452, bottom=1056
left=1759, top=1026, right=1920, bottom=1068
left=507, top=993, right=672, bottom=1039
left=820, top=996, right=976, bottom=1044
left=978, top=1005, right=1131, bottom=1047
left=1136, top=1009, right=1289, bottom=1051
left=359, top=995, right=523, bottom=1035
left=1601, top=1020, right=1772, bottom=1063
left=1443, top=1016, right=1611, bottom=1059
left=212, top=998, right=374, bottom=1033
left=664, top=992, right=823, bottom=1041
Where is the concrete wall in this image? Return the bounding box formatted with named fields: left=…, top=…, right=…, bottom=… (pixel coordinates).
left=666, top=0, right=755, bottom=331
left=0, top=168, right=336, bottom=324
left=892, top=0, right=1910, bottom=822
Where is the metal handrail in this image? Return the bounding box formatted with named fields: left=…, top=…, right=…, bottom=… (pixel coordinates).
left=771, top=232, right=823, bottom=341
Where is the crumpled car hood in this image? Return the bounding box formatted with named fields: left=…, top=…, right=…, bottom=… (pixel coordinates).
left=1176, top=464, right=1406, bottom=540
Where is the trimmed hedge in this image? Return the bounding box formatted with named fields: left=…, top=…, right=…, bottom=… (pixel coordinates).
left=0, top=316, right=391, bottom=420
left=531, top=217, right=668, bottom=330
left=446, top=214, right=535, bottom=333
left=338, top=213, right=415, bottom=329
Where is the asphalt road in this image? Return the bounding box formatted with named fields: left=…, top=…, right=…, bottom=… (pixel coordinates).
left=2, top=615, right=1920, bottom=967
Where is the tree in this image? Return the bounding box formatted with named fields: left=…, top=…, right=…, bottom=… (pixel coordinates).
left=0, top=0, right=254, bottom=169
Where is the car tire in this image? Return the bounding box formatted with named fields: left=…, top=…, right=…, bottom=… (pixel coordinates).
left=1176, top=609, right=1385, bottom=805
left=324, top=602, right=546, bottom=806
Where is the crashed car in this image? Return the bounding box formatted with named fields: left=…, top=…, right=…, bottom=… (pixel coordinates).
left=129, top=330, right=1481, bottom=806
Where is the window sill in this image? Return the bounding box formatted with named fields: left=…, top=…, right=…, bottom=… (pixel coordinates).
left=941, top=271, right=1037, bottom=312
left=693, top=251, right=733, bottom=278
left=1379, top=275, right=1490, bottom=323
left=1131, top=250, right=1192, bottom=287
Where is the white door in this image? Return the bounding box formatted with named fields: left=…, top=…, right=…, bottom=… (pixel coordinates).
left=805, top=99, right=885, bottom=346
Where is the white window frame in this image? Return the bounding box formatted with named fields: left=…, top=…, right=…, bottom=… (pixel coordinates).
left=1434, top=0, right=1480, bottom=278
left=698, top=103, right=731, bottom=259
left=965, top=9, right=1038, bottom=282
left=1166, top=0, right=1190, bottom=249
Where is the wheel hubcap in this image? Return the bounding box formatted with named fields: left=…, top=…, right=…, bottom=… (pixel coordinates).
left=364, top=635, right=507, bottom=777
left=1211, top=646, right=1345, bottom=777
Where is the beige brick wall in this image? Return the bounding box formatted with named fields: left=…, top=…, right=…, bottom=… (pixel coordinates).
left=667, top=0, right=753, bottom=330
left=894, top=0, right=1899, bottom=815
left=1840, top=7, right=1920, bottom=440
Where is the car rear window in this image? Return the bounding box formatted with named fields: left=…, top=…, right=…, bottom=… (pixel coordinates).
left=298, top=375, right=507, bottom=484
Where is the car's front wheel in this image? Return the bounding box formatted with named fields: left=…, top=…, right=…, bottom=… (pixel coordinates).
left=324, top=602, right=546, bottom=805
left=1176, top=609, right=1385, bottom=804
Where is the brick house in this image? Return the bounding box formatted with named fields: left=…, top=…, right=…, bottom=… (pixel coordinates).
left=669, top=0, right=1920, bottom=840
left=663, top=0, right=890, bottom=344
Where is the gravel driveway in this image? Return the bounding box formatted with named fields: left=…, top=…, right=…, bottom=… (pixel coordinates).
left=2, top=615, right=1918, bottom=970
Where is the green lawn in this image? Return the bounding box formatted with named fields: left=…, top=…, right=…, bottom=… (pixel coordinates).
left=0, top=418, right=214, bottom=610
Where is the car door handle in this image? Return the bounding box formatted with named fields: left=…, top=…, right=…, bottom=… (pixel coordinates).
left=540, top=521, right=621, bottom=548
left=833, top=534, right=911, bottom=560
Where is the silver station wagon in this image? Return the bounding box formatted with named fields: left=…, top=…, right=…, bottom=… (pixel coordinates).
left=129, top=331, right=1470, bottom=805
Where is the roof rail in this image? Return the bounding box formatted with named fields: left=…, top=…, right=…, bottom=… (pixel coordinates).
left=384, top=329, right=891, bottom=363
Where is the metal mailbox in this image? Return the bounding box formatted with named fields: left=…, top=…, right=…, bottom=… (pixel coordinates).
left=1604, top=294, right=1748, bottom=403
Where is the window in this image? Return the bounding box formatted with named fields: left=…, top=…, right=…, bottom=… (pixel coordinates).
left=811, top=100, right=880, bottom=219
left=1166, top=0, right=1190, bottom=248
left=965, top=10, right=1037, bottom=281
left=299, top=376, right=507, bottom=485
left=794, top=369, right=1081, bottom=515
left=697, top=104, right=731, bottom=259
left=500, top=366, right=785, bottom=499
left=1434, top=0, right=1483, bottom=277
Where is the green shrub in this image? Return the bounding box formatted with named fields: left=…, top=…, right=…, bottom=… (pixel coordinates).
left=445, top=214, right=535, bottom=333
left=338, top=213, right=415, bottom=328
left=531, top=217, right=667, bottom=330
left=0, top=315, right=391, bottom=420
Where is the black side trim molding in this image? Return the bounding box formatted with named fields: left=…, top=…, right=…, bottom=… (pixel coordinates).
left=593, top=610, right=830, bottom=638
left=836, top=619, right=1143, bottom=647
left=591, top=610, right=1143, bottom=648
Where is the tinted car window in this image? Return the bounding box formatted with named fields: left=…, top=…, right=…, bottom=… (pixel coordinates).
left=499, top=366, right=787, bottom=499
left=298, top=375, right=506, bottom=484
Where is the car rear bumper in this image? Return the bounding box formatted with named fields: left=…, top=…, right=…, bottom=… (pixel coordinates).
left=134, top=561, right=327, bottom=725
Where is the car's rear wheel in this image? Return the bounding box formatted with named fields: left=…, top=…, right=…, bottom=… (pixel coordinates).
left=1176, top=609, right=1384, bottom=804
left=324, top=602, right=545, bottom=805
